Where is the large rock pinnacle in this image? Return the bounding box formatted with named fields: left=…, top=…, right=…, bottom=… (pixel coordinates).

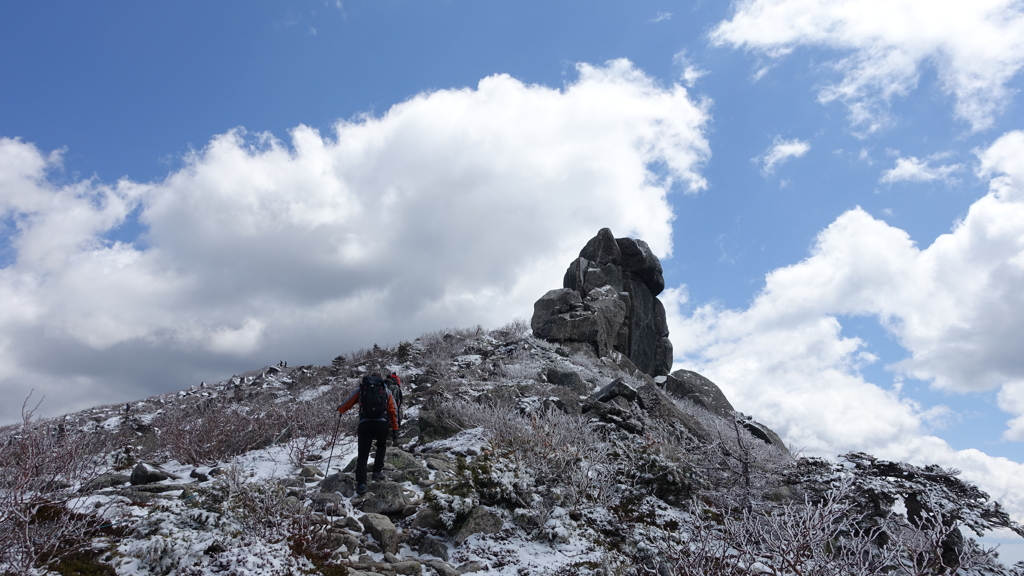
left=532, top=228, right=673, bottom=376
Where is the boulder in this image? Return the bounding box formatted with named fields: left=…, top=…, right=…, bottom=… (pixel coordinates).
left=360, top=513, right=399, bottom=554
left=545, top=368, right=589, bottom=395
left=582, top=263, right=624, bottom=294
left=531, top=289, right=583, bottom=335
left=311, top=492, right=343, bottom=514
left=626, top=279, right=660, bottom=375
left=382, top=449, right=430, bottom=483
left=590, top=378, right=638, bottom=404
left=534, top=310, right=600, bottom=343
left=357, top=482, right=412, bottom=514
left=579, top=227, right=621, bottom=265
left=454, top=506, right=503, bottom=546
left=419, top=534, right=449, bottom=560
left=635, top=384, right=710, bottom=442
left=562, top=257, right=589, bottom=293
left=390, top=561, right=422, bottom=575
left=81, top=473, right=130, bottom=492
left=130, top=463, right=176, bottom=485
left=425, top=559, right=459, bottom=576
left=616, top=237, right=664, bottom=296
left=298, top=464, right=323, bottom=478
left=412, top=507, right=447, bottom=531
left=418, top=409, right=465, bottom=444
left=663, top=370, right=735, bottom=419
left=585, top=290, right=628, bottom=357
left=654, top=337, right=673, bottom=377
left=542, top=386, right=583, bottom=415
left=741, top=419, right=789, bottom=453
left=320, top=472, right=356, bottom=496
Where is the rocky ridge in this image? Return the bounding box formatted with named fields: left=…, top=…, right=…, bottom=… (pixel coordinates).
left=2, top=232, right=1023, bottom=575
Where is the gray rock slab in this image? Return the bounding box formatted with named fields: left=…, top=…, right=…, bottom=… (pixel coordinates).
left=418, top=534, right=449, bottom=561
left=545, top=368, right=589, bottom=395
left=358, top=481, right=411, bottom=514
left=664, top=369, right=735, bottom=419
left=424, top=559, right=458, bottom=576
left=454, top=506, right=502, bottom=546
left=360, top=513, right=399, bottom=554
left=130, top=463, right=177, bottom=485
left=590, top=378, right=637, bottom=404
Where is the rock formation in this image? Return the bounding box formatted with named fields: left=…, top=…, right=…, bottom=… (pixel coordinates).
left=531, top=228, right=672, bottom=376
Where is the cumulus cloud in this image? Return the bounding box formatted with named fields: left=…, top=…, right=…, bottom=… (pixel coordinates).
left=670, top=130, right=1024, bottom=517
left=0, top=59, right=711, bottom=424
left=879, top=154, right=964, bottom=184
left=710, top=0, right=1024, bottom=132
left=755, top=136, right=811, bottom=174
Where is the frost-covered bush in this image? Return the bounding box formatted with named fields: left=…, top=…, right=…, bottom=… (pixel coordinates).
left=0, top=400, right=112, bottom=575
left=430, top=399, right=619, bottom=539
left=153, top=401, right=290, bottom=466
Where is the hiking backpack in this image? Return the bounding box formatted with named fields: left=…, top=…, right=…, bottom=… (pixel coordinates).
left=360, top=376, right=388, bottom=420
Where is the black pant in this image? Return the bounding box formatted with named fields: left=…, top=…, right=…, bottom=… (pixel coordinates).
left=356, top=420, right=390, bottom=485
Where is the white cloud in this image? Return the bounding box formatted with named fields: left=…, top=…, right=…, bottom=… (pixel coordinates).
left=0, top=59, right=711, bottom=423
left=673, top=50, right=709, bottom=88
left=756, top=136, right=811, bottom=174
left=880, top=154, right=964, bottom=184
left=670, top=130, right=1024, bottom=518
left=651, top=12, right=672, bottom=23
left=710, top=0, right=1024, bottom=132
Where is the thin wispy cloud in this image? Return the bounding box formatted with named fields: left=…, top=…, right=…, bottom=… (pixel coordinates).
left=673, top=50, right=709, bottom=87
left=880, top=154, right=963, bottom=184
left=651, top=11, right=672, bottom=23
left=755, top=136, right=811, bottom=175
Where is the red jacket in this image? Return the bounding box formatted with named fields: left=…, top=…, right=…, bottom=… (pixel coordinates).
left=337, top=387, right=399, bottom=431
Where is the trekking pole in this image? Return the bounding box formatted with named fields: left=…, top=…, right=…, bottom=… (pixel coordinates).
left=324, top=412, right=342, bottom=475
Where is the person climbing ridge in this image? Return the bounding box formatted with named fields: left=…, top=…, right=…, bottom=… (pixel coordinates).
left=385, top=371, right=403, bottom=432
left=336, top=372, right=399, bottom=494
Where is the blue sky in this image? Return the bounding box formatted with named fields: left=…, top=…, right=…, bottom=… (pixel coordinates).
left=5, top=0, right=1024, bottom=522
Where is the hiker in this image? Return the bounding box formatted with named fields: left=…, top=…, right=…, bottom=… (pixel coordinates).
left=337, top=373, right=399, bottom=494
left=385, top=371, right=403, bottom=426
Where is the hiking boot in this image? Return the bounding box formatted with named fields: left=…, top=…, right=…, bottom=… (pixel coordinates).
left=356, top=483, right=367, bottom=495
left=371, top=472, right=384, bottom=482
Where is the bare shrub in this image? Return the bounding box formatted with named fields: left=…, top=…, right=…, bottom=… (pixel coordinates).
left=0, top=398, right=114, bottom=575
left=153, top=400, right=290, bottom=466
left=673, top=398, right=787, bottom=508
left=493, top=317, right=530, bottom=341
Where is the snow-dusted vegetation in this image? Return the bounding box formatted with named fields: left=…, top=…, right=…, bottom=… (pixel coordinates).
left=2, top=322, right=1022, bottom=575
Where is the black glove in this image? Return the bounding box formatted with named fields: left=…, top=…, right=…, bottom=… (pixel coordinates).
left=391, top=429, right=400, bottom=446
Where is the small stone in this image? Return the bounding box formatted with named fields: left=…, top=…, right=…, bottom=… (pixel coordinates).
left=456, top=561, right=487, bottom=574
left=298, top=464, right=323, bottom=478
left=390, top=561, right=422, bottom=575
left=424, top=559, right=458, bottom=576
left=345, top=516, right=363, bottom=532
